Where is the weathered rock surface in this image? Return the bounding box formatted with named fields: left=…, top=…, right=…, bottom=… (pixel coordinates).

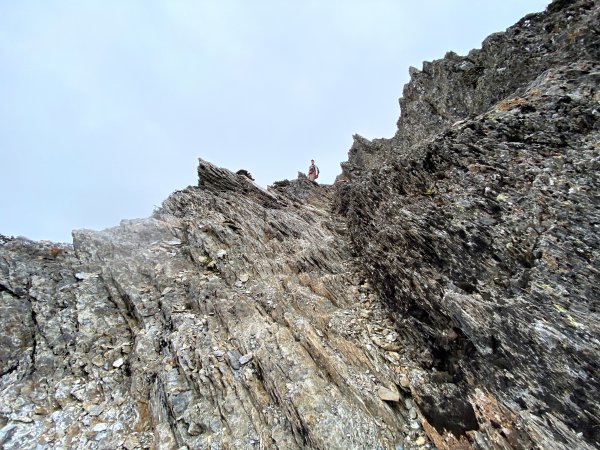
left=337, top=0, right=600, bottom=449
left=1, top=1, right=599, bottom=449
left=0, top=164, right=423, bottom=449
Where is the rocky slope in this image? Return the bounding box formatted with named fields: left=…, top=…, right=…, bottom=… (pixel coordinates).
left=1, top=0, right=599, bottom=449
left=1, top=165, right=427, bottom=449
left=337, top=0, right=600, bottom=449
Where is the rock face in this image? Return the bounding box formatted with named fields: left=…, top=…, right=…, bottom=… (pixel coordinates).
left=337, top=0, right=600, bottom=449
left=0, top=165, right=422, bottom=449
left=1, top=1, right=599, bottom=449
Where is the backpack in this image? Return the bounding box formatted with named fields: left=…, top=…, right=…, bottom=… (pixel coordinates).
left=311, top=165, right=319, bottom=178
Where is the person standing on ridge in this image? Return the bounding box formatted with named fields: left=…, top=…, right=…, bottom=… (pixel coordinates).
left=308, top=159, right=319, bottom=182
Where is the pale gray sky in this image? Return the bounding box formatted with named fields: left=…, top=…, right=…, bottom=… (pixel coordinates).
left=0, top=1, right=550, bottom=243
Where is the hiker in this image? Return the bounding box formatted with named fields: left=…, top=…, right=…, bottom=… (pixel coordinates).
left=308, top=159, right=319, bottom=181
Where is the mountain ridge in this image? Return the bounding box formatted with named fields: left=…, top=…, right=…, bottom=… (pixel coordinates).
left=2, top=0, right=599, bottom=449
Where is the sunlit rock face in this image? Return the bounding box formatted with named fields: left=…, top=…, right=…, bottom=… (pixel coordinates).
left=1, top=0, right=599, bottom=449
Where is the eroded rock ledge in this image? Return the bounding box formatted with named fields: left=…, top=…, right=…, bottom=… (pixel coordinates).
left=1, top=0, right=599, bottom=449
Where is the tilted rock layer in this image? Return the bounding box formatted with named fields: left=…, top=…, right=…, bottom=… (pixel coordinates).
left=337, top=0, right=600, bottom=448
left=1, top=1, right=599, bottom=449
left=1, top=167, right=424, bottom=449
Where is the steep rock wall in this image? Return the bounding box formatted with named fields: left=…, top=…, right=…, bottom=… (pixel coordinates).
left=338, top=0, right=600, bottom=448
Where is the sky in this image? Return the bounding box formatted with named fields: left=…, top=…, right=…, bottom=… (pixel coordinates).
left=0, top=1, right=550, bottom=243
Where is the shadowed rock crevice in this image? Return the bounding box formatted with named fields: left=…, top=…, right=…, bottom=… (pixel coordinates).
left=418, top=387, right=480, bottom=437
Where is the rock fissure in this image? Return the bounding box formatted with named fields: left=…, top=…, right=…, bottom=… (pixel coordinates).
left=0, top=362, right=20, bottom=379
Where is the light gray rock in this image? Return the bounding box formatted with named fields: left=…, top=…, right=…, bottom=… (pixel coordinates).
left=92, top=423, right=107, bottom=433
left=112, top=358, right=124, bottom=368
left=238, top=353, right=253, bottom=365
left=378, top=386, right=400, bottom=402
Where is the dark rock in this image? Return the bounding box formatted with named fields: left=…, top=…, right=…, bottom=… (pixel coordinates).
left=336, top=1, right=600, bottom=448
left=236, top=169, right=255, bottom=181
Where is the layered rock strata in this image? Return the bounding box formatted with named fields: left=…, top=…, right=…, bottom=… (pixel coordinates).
left=2, top=0, right=599, bottom=449
left=1, top=165, right=422, bottom=449
left=337, top=0, right=600, bottom=449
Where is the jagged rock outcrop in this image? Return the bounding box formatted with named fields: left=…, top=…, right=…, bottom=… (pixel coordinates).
left=337, top=0, right=600, bottom=449
left=1, top=163, right=425, bottom=449
left=1, top=1, right=599, bottom=449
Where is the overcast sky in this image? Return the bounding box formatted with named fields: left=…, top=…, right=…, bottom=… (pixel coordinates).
left=0, top=1, right=550, bottom=243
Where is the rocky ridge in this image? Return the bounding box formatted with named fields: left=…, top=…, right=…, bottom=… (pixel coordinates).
left=1, top=0, right=600, bottom=449
left=1, top=165, right=426, bottom=449
left=337, top=0, right=600, bottom=448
